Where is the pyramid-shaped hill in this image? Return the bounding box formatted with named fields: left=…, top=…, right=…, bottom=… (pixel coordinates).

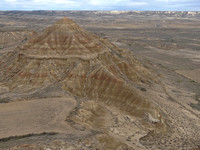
left=0, top=17, right=161, bottom=119
left=20, top=17, right=111, bottom=58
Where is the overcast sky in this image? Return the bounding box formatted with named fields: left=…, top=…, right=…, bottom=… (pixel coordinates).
left=0, top=0, right=199, bottom=11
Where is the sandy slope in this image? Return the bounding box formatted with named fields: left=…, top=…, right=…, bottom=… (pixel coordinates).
left=0, top=97, right=78, bottom=139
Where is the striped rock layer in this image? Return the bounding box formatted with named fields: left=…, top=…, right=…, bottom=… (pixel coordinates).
left=0, top=17, right=161, bottom=119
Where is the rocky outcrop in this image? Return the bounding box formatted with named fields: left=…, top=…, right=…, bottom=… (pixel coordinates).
left=0, top=17, right=161, bottom=120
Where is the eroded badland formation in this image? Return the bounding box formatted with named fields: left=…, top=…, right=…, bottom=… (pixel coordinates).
left=0, top=12, right=200, bottom=150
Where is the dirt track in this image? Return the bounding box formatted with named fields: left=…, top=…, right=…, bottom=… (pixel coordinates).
left=176, top=69, right=200, bottom=83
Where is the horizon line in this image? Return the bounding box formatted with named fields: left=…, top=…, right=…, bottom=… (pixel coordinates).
left=0, top=10, right=200, bottom=12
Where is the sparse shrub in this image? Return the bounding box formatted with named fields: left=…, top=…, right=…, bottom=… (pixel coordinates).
left=140, top=87, right=147, bottom=92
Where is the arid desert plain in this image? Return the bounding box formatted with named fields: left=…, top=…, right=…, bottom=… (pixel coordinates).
left=0, top=11, right=200, bottom=150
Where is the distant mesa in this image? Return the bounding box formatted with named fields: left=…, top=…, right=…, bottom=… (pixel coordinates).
left=0, top=17, right=163, bottom=124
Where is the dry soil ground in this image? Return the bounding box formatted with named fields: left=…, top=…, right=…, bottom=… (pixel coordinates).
left=0, top=11, right=200, bottom=150
left=0, top=97, right=78, bottom=139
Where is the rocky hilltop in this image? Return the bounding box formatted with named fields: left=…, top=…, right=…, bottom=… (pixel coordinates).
left=0, top=17, right=162, bottom=118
